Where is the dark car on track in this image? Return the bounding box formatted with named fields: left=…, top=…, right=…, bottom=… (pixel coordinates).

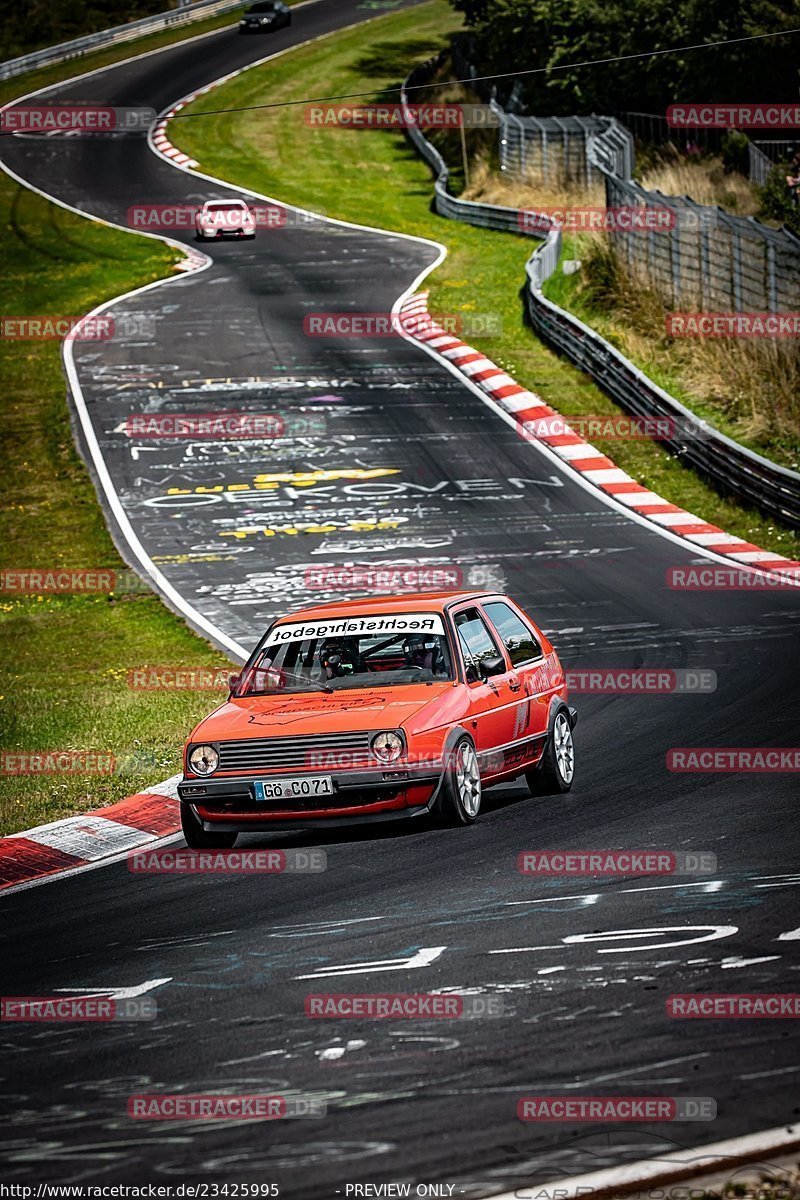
left=238, top=0, right=291, bottom=32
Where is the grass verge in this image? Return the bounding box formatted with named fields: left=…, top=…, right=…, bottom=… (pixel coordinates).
left=0, top=0, right=411, bottom=840
left=543, top=234, right=799, bottom=473
left=0, top=155, right=233, bottom=838
left=172, top=0, right=798, bottom=561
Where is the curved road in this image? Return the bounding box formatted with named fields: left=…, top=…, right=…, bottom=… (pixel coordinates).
left=2, top=3, right=799, bottom=1195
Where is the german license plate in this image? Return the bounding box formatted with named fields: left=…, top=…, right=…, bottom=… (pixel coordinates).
left=254, top=776, right=334, bottom=802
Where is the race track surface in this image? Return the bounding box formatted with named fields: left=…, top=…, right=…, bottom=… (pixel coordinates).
left=2, top=2, right=799, bottom=1194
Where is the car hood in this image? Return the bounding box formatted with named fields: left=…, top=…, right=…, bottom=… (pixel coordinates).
left=192, top=683, right=455, bottom=742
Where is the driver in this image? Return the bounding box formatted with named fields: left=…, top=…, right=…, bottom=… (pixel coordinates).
left=403, top=634, right=441, bottom=675
left=318, top=638, right=360, bottom=680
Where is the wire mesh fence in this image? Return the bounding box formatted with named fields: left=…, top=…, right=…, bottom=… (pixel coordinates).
left=473, top=89, right=800, bottom=313
left=402, top=54, right=800, bottom=526
left=591, top=135, right=800, bottom=311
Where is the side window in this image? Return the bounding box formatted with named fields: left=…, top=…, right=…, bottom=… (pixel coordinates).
left=484, top=601, right=542, bottom=666
left=454, top=607, right=503, bottom=679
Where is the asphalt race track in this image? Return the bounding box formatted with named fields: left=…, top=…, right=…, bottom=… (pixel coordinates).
left=2, top=1, right=799, bottom=1194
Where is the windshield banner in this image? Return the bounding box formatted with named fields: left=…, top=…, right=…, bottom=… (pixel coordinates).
left=266, top=614, right=446, bottom=645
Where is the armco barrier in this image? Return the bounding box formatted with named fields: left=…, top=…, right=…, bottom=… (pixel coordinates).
left=0, top=0, right=245, bottom=81
left=401, top=60, right=800, bottom=528
left=526, top=231, right=800, bottom=527
left=403, top=55, right=553, bottom=238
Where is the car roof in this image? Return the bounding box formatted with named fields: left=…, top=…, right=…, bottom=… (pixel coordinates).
left=275, top=591, right=501, bottom=624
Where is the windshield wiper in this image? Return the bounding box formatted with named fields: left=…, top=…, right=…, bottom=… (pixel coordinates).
left=238, top=668, right=333, bottom=695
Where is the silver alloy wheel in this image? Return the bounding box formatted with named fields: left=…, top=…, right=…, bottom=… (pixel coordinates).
left=456, top=742, right=481, bottom=817
left=553, top=713, right=574, bottom=783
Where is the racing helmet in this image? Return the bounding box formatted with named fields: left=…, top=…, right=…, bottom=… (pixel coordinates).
left=318, top=638, right=359, bottom=679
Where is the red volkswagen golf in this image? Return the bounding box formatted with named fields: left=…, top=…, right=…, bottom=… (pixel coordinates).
left=179, top=591, right=577, bottom=847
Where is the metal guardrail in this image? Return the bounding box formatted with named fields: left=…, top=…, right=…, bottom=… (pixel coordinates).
left=0, top=0, right=245, bottom=82
left=525, top=235, right=800, bottom=527
left=402, top=58, right=800, bottom=528
left=748, top=141, right=777, bottom=187
left=402, top=56, right=557, bottom=238
left=587, top=124, right=800, bottom=312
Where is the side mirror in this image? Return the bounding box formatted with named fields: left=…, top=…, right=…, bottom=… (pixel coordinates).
left=480, top=654, right=506, bottom=679
left=465, top=664, right=480, bottom=684
left=228, top=673, right=241, bottom=691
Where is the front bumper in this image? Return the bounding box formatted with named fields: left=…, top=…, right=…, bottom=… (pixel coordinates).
left=197, top=228, right=255, bottom=237
left=178, top=769, right=442, bottom=831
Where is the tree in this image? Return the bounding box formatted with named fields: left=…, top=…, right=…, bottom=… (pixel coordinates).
left=447, top=0, right=800, bottom=115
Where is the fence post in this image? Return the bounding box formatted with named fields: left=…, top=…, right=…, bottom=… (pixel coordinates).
left=700, top=222, right=710, bottom=310
left=767, top=242, right=777, bottom=313
left=732, top=225, right=743, bottom=312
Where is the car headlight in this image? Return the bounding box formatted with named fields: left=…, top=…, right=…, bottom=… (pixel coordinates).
left=239, top=18, right=246, bottom=23
left=188, top=744, right=219, bottom=775
left=371, top=731, right=403, bottom=763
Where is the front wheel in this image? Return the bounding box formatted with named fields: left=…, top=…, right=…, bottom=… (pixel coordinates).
left=526, top=710, right=574, bottom=795
left=180, top=801, right=238, bottom=848
left=435, top=737, right=481, bottom=826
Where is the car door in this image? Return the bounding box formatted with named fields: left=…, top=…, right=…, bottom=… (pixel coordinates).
left=481, top=599, right=553, bottom=759
left=450, top=604, right=520, bottom=770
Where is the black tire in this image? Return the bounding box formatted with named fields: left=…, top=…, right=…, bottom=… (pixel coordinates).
left=433, top=736, right=481, bottom=826
left=526, top=709, right=575, bottom=795
left=180, top=801, right=238, bottom=849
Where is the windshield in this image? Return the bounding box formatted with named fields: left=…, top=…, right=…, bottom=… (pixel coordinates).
left=234, top=613, right=453, bottom=695
left=248, top=2, right=278, bottom=10
left=205, top=201, right=247, bottom=211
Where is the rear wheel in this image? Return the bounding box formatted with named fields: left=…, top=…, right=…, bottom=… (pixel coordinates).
left=526, top=710, right=574, bottom=795
left=435, top=737, right=481, bottom=826
left=180, top=801, right=238, bottom=849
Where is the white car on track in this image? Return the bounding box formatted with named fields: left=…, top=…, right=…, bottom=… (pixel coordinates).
left=195, top=199, right=256, bottom=241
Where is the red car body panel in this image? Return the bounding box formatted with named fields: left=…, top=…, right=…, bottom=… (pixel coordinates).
left=179, top=591, right=570, bottom=831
